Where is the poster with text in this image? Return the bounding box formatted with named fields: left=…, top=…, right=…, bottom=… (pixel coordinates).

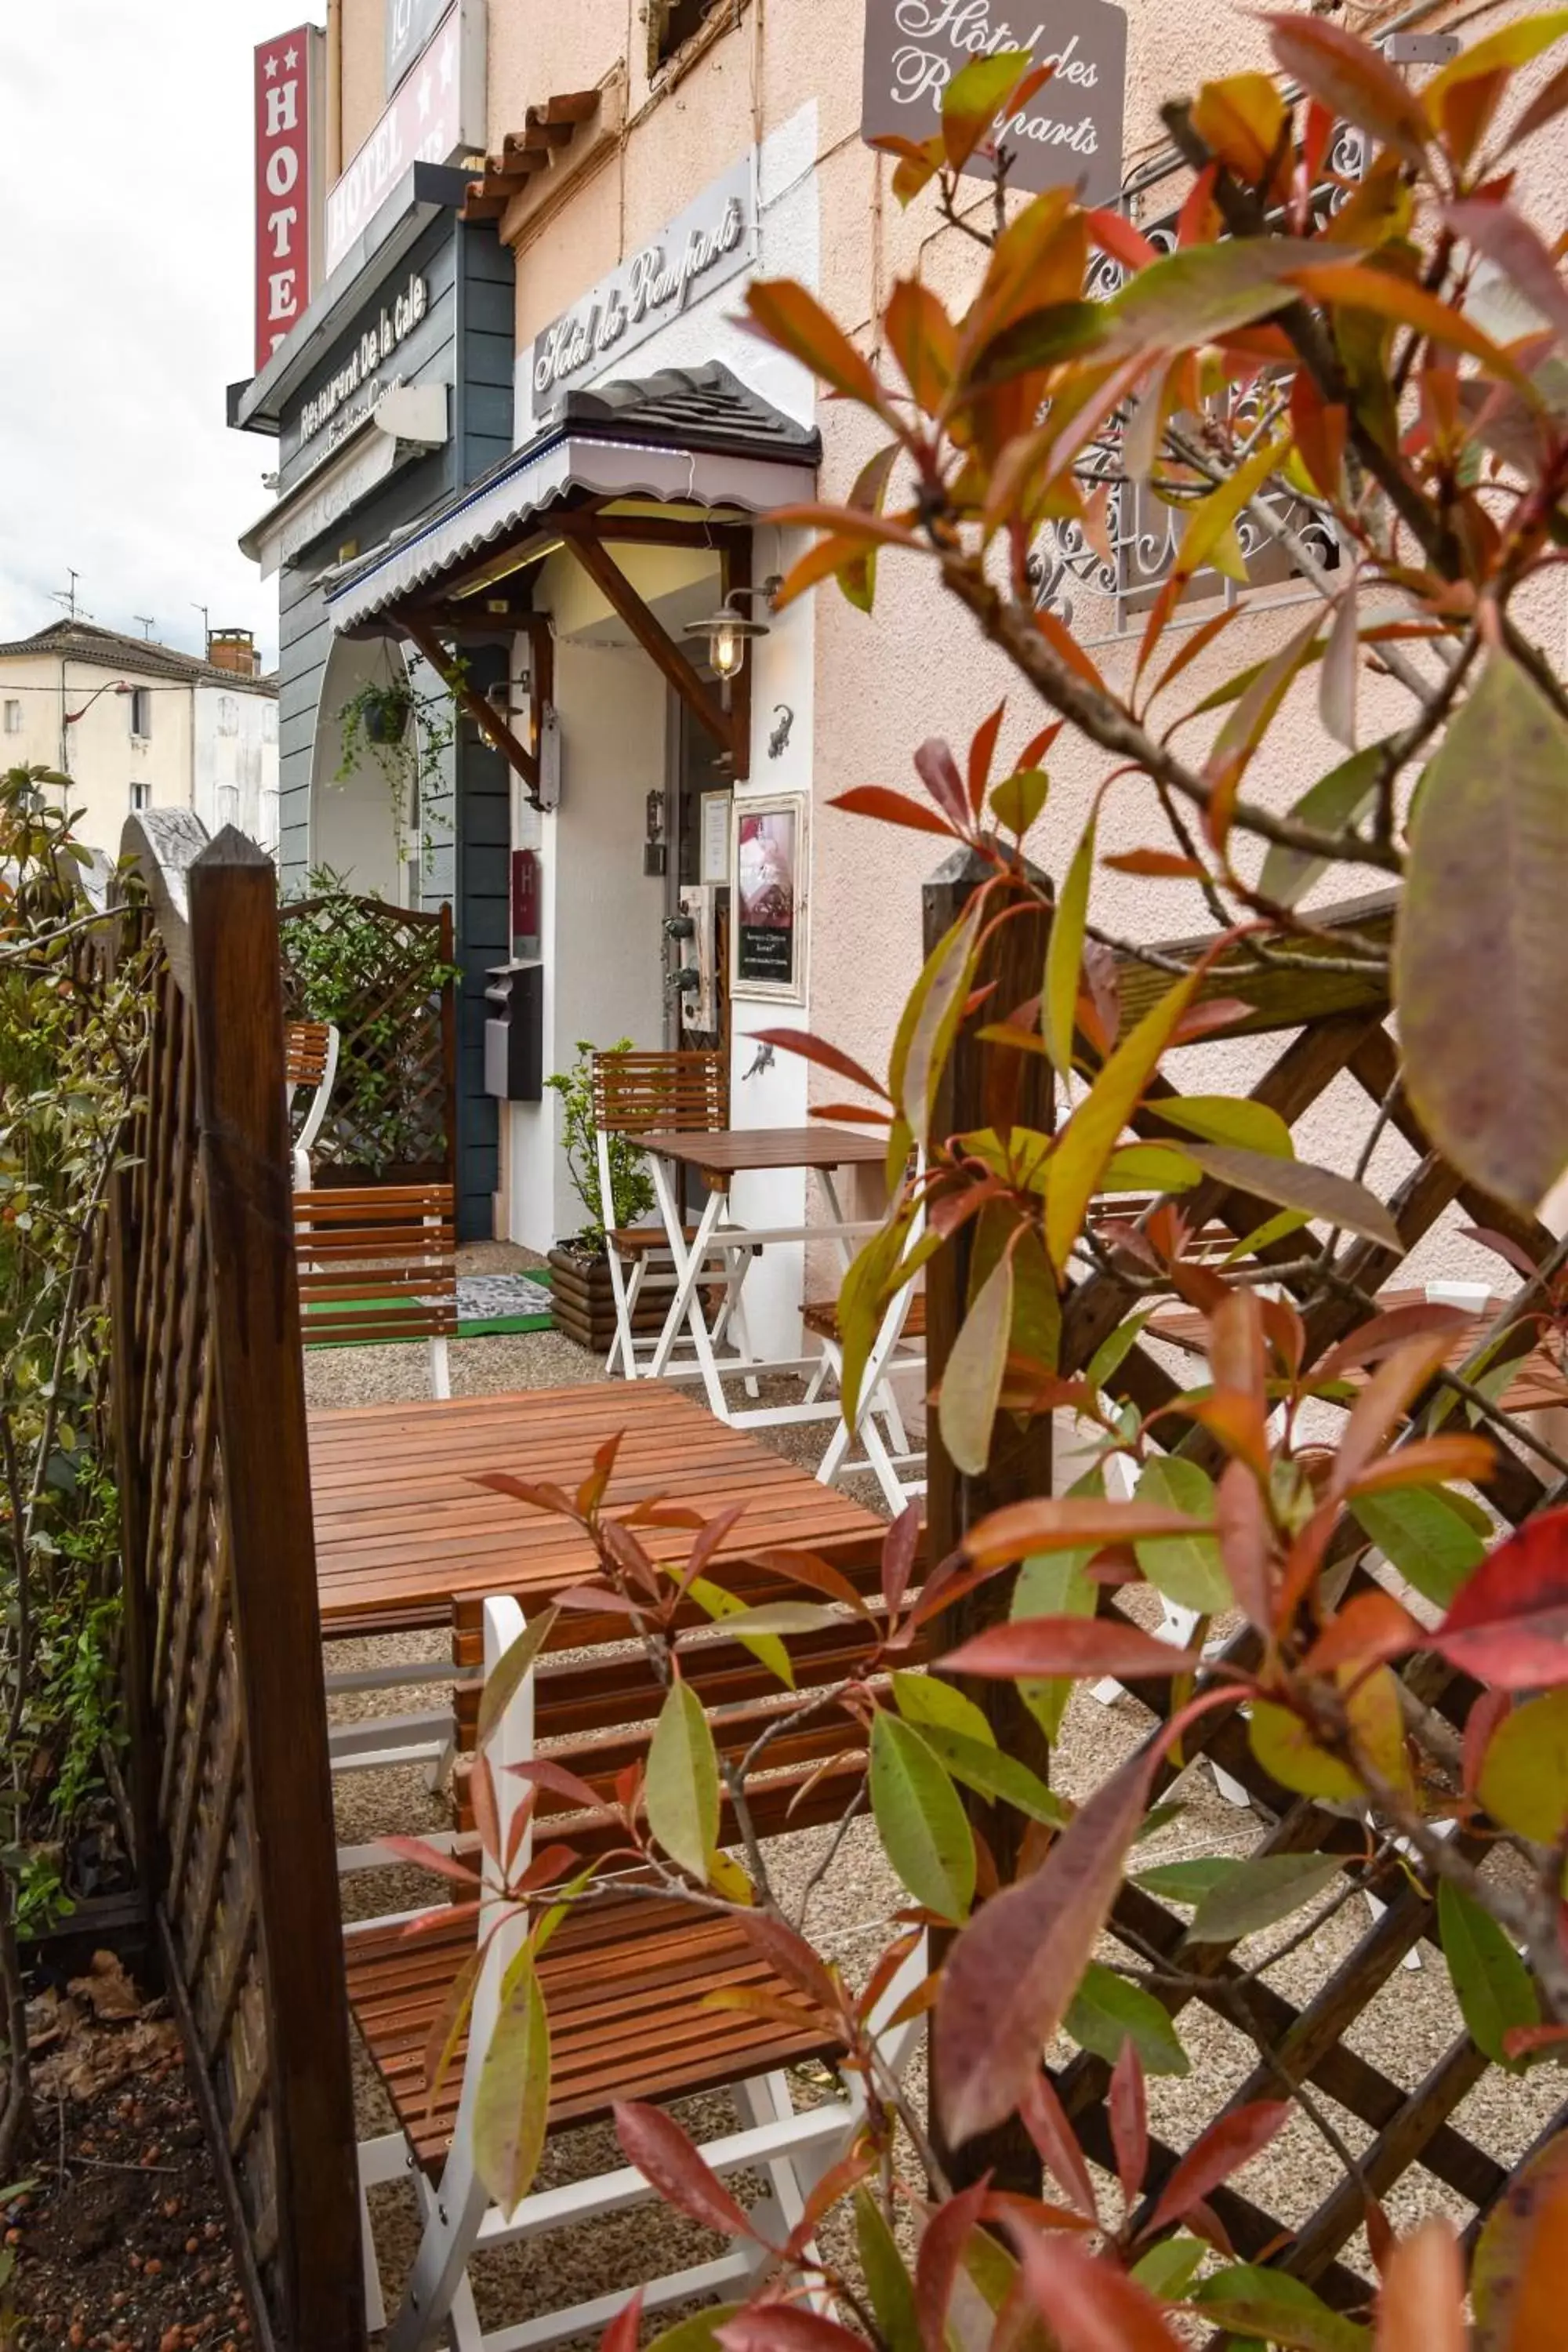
left=734, top=800, right=804, bottom=1000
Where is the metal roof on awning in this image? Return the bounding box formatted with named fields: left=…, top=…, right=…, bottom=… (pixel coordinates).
left=324, top=362, right=820, bottom=633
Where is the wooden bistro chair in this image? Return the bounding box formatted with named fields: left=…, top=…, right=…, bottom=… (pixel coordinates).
left=295, top=1184, right=462, bottom=1790
left=593, top=1048, right=754, bottom=1384
left=285, top=1018, right=340, bottom=1189
left=346, top=1594, right=927, bottom=2350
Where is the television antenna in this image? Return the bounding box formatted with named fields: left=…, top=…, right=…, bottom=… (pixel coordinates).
left=135, top=615, right=156, bottom=641
left=49, top=569, right=88, bottom=622
left=191, top=602, right=210, bottom=653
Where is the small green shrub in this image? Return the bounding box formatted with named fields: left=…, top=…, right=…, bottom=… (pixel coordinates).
left=546, top=1040, right=656, bottom=1251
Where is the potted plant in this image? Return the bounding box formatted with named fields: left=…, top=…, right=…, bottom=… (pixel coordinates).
left=360, top=680, right=413, bottom=745
left=545, top=1040, right=662, bottom=1353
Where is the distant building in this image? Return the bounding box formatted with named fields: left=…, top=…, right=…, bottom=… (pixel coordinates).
left=0, top=619, right=280, bottom=859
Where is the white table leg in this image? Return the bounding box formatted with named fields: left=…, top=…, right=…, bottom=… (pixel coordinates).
left=648, top=1161, right=732, bottom=1419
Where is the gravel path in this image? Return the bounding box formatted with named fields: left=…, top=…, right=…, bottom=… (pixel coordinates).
left=309, top=1247, right=1553, bottom=2346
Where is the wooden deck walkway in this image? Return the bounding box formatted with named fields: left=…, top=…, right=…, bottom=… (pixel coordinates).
left=308, top=1381, right=889, bottom=1635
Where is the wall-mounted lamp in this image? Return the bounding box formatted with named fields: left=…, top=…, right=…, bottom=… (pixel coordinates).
left=684, top=577, right=783, bottom=682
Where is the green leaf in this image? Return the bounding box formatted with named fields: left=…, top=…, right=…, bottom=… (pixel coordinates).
left=1180, top=1142, right=1403, bottom=1250
left=1257, top=743, right=1385, bottom=909
left=1348, top=1486, right=1486, bottom=1610
left=646, top=2312, right=743, bottom=2352
left=894, top=1668, right=996, bottom=1748
left=687, top=1576, right=797, bottom=1690
left=892, top=899, right=984, bottom=1142
left=1104, top=238, right=1330, bottom=353
left=1439, top=1878, right=1541, bottom=2067
left=1065, top=1958, right=1190, bottom=2075
left=1472, top=2130, right=1568, bottom=2350
left=473, top=1951, right=551, bottom=2219
left=910, top=1723, right=1067, bottom=1827
left=1087, top=1308, right=1158, bottom=1397
left=939, top=1247, right=1013, bottom=1477
left=943, top=47, right=1033, bottom=169
left=1046, top=970, right=1202, bottom=1273
left=989, top=767, right=1050, bottom=837
left=1102, top=1142, right=1203, bottom=1193
left=646, top=1679, right=721, bottom=1882
left=1131, top=2237, right=1207, bottom=2299
left=1014, top=1472, right=1102, bottom=1742
left=476, top=1607, right=558, bottom=1755
left=1155, top=1095, right=1295, bottom=1159
left=1191, top=2263, right=1370, bottom=2350
left=1249, top=1701, right=1363, bottom=1804
left=1134, top=1857, right=1237, bottom=1906
left=1188, top=1853, right=1343, bottom=1944
left=1478, top=1689, right=1568, bottom=1842
left=1045, top=819, right=1095, bottom=1080
left=855, top=2187, right=922, bottom=2352
left=1134, top=1457, right=1232, bottom=1613
left=1399, top=653, right=1568, bottom=1209
left=869, top=1710, right=976, bottom=1922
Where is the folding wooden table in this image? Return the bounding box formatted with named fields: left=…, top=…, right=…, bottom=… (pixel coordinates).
left=639, top=1123, right=890, bottom=1429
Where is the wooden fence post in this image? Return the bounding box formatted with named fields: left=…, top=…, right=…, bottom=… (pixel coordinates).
left=186, top=831, right=365, bottom=2350
left=923, top=847, right=1054, bottom=2196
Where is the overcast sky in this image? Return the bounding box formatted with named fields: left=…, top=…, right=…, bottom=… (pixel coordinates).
left=0, top=2, right=293, bottom=665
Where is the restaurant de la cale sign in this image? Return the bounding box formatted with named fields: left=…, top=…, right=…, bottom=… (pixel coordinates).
left=528, top=158, right=756, bottom=419
left=861, top=0, right=1128, bottom=209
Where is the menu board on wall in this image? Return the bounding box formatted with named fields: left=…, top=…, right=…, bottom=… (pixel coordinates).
left=861, top=1, right=1128, bottom=209
left=733, top=797, right=804, bottom=1001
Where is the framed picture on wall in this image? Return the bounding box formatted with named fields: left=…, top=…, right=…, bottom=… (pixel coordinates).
left=731, top=793, right=807, bottom=1003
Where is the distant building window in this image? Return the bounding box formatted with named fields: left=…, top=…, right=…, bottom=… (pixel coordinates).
left=129, top=687, right=153, bottom=739
left=217, top=694, right=240, bottom=738
left=652, top=0, right=724, bottom=69
left=2, top=700, right=20, bottom=735
left=129, top=780, right=151, bottom=814
left=218, top=786, right=240, bottom=832
left=263, top=702, right=278, bottom=745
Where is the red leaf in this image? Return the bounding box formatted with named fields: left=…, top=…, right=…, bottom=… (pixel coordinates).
left=1329, top=1334, right=1455, bottom=1500
left=742, top=1545, right=874, bottom=1615
left=1436, top=1508, right=1568, bottom=1688
left=598, top=2289, right=644, bottom=2352
left=1301, top=1591, right=1421, bottom=1677
left=614, top=2101, right=760, bottom=2241
left=506, top=1758, right=607, bottom=1813
left=734, top=1911, right=843, bottom=2022
left=380, top=1836, right=481, bottom=1887
left=1345, top=1435, right=1497, bottom=1497
left=829, top=784, right=958, bottom=837
left=1217, top=1456, right=1273, bottom=1631
left=1110, top=2040, right=1148, bottom=2207
left=1102, top=849, right=1207, bottom=878
left=750, top=1027, right=891, bottom=1102
left=968, top=699, right=1007, bottom=816
left=1087, top=209, right=1160, bottom=274
left=1463, top=1689, right=1511, bottom=1798
left=914, top=739, right=971, bottom=830
left=884, top=1501, right=923, bottom=1618
left=1142, top=2100, right=1291, bottom=2238
left=1263, top=13, right=1430, bottom=166
left=577, top=1432, right=624, bottom=1519
left=1021, top=2072, right=1100, bottom=2222
left=476, top=1471, right=580, bottom=1519
left=1459, top=1223, right=1541, bottom=1283
left=510, top=1842, right=582, bottom=1896
left=1316, top=1302, right=1478, bottom=1381
left=960, top=1497, right=1214, bottom=1570
left=914, top=2177, right=990, bottom=2352
left=717, top=2312, right=867, bottom=2352
left=1011, top=2228, right=1184, bottom=2351
left=935, top=1748, right=1158, bottom=2146
left=944, top=1617, right=1204, bottom=1682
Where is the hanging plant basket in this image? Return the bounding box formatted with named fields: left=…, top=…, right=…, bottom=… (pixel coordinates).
left=361, top=682, right=413, bottom=745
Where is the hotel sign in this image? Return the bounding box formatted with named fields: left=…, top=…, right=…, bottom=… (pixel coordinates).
left=861, top=0, right=1128, bottom=209
left=387, top=0, right=451, bottom=93
left=254, top=25, right=325, bottom=372
left=528, top=158, right=756, bottom=418
left=324, top=0, right=485, bottom=280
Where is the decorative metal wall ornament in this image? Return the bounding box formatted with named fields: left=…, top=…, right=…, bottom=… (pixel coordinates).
left=768, top=704, right=794, bottom=760
left=1030, top=127, right=1367, bottom=641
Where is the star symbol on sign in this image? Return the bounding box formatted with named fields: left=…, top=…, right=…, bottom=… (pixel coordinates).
left=263, top=53, right=278, bottom=78
left=438, top=31, right=457, bottom=90
left=417, top=71, right=433, bottom=121
left=284, top=45, right=299, bottom=69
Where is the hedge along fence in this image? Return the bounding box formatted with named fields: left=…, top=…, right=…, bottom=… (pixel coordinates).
left=278, top=886, right=457, bottom=1190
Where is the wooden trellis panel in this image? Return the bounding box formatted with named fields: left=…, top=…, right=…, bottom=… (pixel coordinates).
left=278, top=890, right=456, bottom=1188
left=110, top=815, right=365, bottom=2352
left=926, top=865, right=1568, bottom=2304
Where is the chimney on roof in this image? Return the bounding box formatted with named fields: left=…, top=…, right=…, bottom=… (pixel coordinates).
left=206, top=626, right=260, bottom=678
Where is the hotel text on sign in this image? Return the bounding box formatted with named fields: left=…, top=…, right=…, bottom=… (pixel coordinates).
left=254, top=27, right=321, bottom=372
left=861, top=0, right=1128, bottom=209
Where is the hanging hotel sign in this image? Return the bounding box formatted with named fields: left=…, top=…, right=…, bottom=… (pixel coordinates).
left=254, top=24, right=325, bottom=372
left=324, top=0, right=485, bottom=280
left=528, top=156, right=756, bottom=419
left=861, top=1, right=1128, bottom=209
left=387, top=0, right=451, bottom=94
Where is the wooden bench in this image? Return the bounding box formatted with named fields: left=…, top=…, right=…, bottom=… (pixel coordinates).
left=347, top=1592, right=925, bottom=2349
left=285, top=1018, right=340, bottom=1188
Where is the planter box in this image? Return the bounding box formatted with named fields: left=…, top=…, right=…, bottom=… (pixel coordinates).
left=547, top=1245, right=718, bottom=1356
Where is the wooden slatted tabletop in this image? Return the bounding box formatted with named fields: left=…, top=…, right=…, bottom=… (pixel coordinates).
left=308, top=1380, right=889, bottom=1634
left=639, top=1124, right=887, bottom=1175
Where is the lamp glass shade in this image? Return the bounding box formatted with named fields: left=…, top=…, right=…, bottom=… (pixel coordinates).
left=711, top=618, right=744, bottom=679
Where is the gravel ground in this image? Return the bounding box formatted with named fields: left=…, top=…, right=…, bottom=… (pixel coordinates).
left=309, top=1245, right=1559, bottom=2347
